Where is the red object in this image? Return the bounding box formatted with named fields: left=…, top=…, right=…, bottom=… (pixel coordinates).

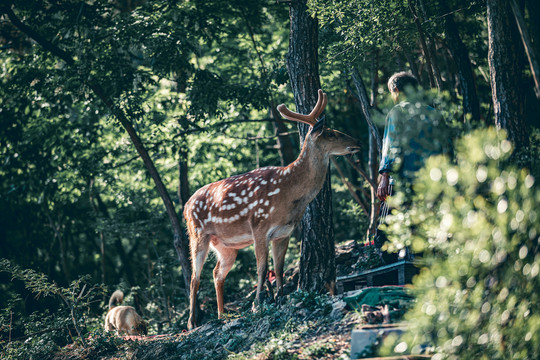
left=267, top=270, right=276, bottom=282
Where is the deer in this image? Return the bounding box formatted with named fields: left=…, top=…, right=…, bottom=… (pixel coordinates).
left=184, top=89, right=361, bottom=330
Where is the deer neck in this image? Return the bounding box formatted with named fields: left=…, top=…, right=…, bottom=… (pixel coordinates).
left=282, top=139, right=329, bottom=204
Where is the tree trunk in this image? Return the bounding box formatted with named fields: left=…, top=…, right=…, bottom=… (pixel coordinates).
left=368, top=53, right=380, bottom=240
left=441, top=1, right=481, bottom=121
left=287, top=0, right=335, bottom=294
left=400, top=45, right=422, bottom=86
left=418, top=0, right=444, bottom=90
left=349, top=67, right=381, bottom=240
left=178, top=144, right=191, bottom=208
left=350, top=67, right=382, bottom=152
left=526, top=0, right=540, bottom=60
left=89, top=179, right=107, bottom=286
left=408, top=0, right=439, bottom=90
left=510, top=0, right=540, bottom=98
left=370, top=49, right=379, bottom=108
left=487, top=0, right=529, bottom=150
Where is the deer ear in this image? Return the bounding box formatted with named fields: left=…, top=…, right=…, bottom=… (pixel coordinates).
left=311, top=116, right=325, bottom=139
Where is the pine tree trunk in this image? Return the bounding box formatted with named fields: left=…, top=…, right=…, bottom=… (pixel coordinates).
left=408, top=0, right=437, bottom=90
left=178, top=144, right=190, bottom=208
left=441, top=1, right=481, bottom=122
left=527, top=0, right=540, bottom=60
left=368, top=53, right=380, bottom=239
left=287, top=0, right=335, bottom=294
left=510, top=0, right=540, bottom=99
left=487, top=0, right=529, bottom=149
left=350, top=66, right=381, bottom=239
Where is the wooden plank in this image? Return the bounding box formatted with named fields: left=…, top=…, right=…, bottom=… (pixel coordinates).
left=359, top=323, right=407, bottom=329
left=360, top=356, right=431, bottom=360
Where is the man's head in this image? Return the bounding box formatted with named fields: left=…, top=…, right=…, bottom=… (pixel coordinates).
left=387, top=72, right=419, bottom=102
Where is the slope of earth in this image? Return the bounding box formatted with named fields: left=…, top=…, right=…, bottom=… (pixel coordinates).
left=55, top=292, right=361, bottom=360
left=54, top=241, right=390, bottom=360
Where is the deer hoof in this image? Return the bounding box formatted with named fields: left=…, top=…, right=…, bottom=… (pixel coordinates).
left=251, top=300, right=260, bottom=313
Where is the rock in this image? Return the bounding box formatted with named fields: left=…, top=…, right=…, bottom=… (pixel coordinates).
left=350, top=325, right=407, bottom=359
left=222, top=318, right=241, bottom=332
left=331, top=299, right=347, bottom=319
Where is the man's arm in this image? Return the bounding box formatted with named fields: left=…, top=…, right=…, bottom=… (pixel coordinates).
left=377, top=107, right=401, bottom=201
left=377, top=172, right=391, bottom=201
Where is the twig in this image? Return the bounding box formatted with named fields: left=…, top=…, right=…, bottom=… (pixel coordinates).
left=345, top=156, right=377, bottom=190
left=331, top=158, right=369, bottom=215
left=9, top=310, right=12, bottom=343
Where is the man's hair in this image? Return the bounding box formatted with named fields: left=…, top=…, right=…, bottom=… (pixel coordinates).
left=387, top=72, right=419, bottom=94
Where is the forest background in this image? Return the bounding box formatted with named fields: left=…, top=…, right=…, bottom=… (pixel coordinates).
left=0, top=0, right=539, bottom=358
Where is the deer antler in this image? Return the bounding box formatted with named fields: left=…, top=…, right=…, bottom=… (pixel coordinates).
left=277, top=89, right=328, bottom=126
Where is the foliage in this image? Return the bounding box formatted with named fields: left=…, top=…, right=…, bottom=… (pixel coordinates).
left=380, top=128, right=539, bottom=358
left=0, top=259, right=104, bottom=357
left=1, top=0, right=539, bottom=357
left=0, top=0, right=290, bottom=335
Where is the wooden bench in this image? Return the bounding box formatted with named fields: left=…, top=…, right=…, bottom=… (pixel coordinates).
left=336, top=260, right=418, bottom=294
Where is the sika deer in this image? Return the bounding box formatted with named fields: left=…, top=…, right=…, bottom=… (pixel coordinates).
left=184, top=90, right=361, bottom=329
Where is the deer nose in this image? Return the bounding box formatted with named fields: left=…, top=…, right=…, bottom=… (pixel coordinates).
left=346, top=146, right=361, bottom=154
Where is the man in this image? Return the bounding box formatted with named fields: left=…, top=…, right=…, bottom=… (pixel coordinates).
left=375, top=72, right=448, bottom=262
left=377, top=72, right=447, bottom=201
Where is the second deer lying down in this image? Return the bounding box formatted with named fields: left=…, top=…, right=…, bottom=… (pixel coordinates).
left=184, top=90, right=361, bottom=330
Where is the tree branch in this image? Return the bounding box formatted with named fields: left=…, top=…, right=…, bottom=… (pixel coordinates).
left=2, top=6, right=75, bottom=66
left=345, top=155, right=377, bottom=190
left=349, top=66, right=382, bottom=153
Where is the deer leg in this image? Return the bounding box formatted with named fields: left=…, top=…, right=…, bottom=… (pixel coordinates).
left=188, top=234, right=210, bottom=330
left=212, top=246, right=238, bottom=319
left=252, top=237, right=269, bottom=312
left=272, top=236, right=290, bottom=301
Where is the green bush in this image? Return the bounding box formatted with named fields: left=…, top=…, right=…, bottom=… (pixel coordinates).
left=0, top=259, right=105, bottom=358
left=380, top=128, right=539, bottom=359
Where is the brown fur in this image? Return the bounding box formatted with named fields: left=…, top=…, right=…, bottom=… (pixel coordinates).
left=104, top=290, right=147, bottom=335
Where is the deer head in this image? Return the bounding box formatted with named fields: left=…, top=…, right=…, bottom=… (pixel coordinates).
left=277, top=89, right=361, bottom=157
left=185, top=90, right=361, bottom=330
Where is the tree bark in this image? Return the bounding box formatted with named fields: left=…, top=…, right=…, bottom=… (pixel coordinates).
left=440, top=1, right=481, bottom=121
left=287, top=0, right=335, bottom=294
left=349, top=66, right=381, bottom=239
left=487, top=0, right=529, bottom=150
left=178, top=144, right=191, bottom=208
left=3, top=5, right=192, bottom=294
left=368, top=52, right=380, bottom=239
